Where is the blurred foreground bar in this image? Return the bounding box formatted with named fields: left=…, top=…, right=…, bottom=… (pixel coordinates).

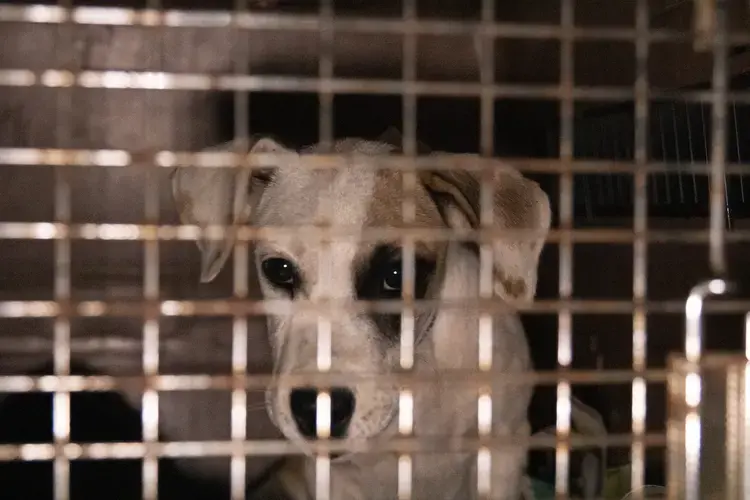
left=667, top=354, right=750, bottom=500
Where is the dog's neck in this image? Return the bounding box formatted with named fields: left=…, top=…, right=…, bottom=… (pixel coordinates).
left=282, top=453, right=474, bottom=500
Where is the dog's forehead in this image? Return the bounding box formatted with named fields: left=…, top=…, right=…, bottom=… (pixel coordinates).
left=256, top=163, right=444, bottom=227
left=255, top=164, right=374, bottom=227
left=254, top=165, right=445, bottom=265
left=359, top=169, right=444, bottom=261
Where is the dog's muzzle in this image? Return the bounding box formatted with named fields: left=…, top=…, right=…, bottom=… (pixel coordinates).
left=289, top=387, right=356, bottom=441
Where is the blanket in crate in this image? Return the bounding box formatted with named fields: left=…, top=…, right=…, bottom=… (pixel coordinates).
left=521, top=396, right=666, bottom=500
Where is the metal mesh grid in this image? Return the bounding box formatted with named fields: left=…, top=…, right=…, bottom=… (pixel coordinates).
left=0, top=0, right=748, bottom=499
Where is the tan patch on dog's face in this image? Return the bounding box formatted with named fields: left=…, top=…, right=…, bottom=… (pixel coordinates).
left=359, top=170, right=446, bottom=261
left=366, top=170, right=443, bottom=227
left=351, top=170, right=449, bottom=344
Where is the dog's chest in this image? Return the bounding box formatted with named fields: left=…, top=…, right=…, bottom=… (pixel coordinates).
left=316, top=454, right=473, bottom=500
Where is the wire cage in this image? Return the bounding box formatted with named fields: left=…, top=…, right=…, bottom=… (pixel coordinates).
left=1, top=0, right=750, bottom=499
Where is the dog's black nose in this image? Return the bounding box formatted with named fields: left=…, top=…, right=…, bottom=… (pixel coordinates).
left=289, top=387, right=355, bottom=439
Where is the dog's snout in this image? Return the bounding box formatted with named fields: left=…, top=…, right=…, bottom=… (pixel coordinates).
left=289, top=387, right=356, bottom=439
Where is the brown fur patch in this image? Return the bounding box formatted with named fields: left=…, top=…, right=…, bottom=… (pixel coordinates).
left=498, top=273, right=527, bottom=299
left=356, top=169, right=450, bottom=348
left=360, top=169, right=446, bottom=266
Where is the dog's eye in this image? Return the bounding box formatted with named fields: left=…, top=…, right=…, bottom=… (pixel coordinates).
left=380, top=259, right=435, bottom=298
left=261, top=258, right=300, bottom=291
left=381, top=263, right=402, bottom=293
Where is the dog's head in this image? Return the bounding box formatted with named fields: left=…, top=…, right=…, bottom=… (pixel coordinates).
left=172, top=134, right=550, bottom=454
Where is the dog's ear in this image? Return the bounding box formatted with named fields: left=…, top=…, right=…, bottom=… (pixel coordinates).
left=377, top=127, right=432, bottom=155
left=171, top=137, right=295, bottom=283
left=420, top=161, right=551, bottom=304
left=377, top=127, right=404, bottom=149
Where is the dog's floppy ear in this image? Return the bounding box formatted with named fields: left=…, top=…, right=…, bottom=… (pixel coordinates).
left=171, top=137, right=295, bottom=283
left=421, top=161, right=551, bottom=304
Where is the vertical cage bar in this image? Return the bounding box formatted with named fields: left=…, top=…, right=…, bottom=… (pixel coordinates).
left=314, top=234, right=333, bottom=500
left=53, top=2, right=74, bottom=499
left=725, top=358, right=743, bottom=499
left=668, top=354, right=749, bottom=500
left=685, top=281, right=728, bottom=365
left=231, top=2, right=251, bottom=499
left=141, top=0, right=164, bottom=497
left=683, top=290, right=704, bottom=500
left=314, top=214, right=333, bottom=500
left=230, top=317, right=249, bottom=500
left=52, top=154, right=72, bottom=500
left=318, top=0, right=334, bottom=147
left=709, top=0, right=729, bottom=276
left=315, top=452, right=332, bottom=500
left=402, top=0, right=417, bottom=160
left=315, top=3, right=335, bottom=488
left=675, top=278, right=729, bottom=500
left=476, top=1, right=496, bottom=498
left=141, top=158, right=161, bottom=500
left=398, top=0, right=418, bottom=498
left=556, top=0, right=575, bottom=496
left=478, top=0, right=495, bottom=161
left=630, top=0, right=650, bottom=498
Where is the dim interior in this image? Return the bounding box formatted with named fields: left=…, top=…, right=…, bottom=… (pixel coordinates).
left=1, top=0, right=750, bottom=498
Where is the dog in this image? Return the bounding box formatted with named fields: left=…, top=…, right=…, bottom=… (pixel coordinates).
left=172, top=131, right=551, bottom=500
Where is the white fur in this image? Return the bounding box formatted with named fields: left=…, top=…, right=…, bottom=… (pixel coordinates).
left=253, top=152, right=399, bottom=450
left=172, top=137, right=551, bottom=500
